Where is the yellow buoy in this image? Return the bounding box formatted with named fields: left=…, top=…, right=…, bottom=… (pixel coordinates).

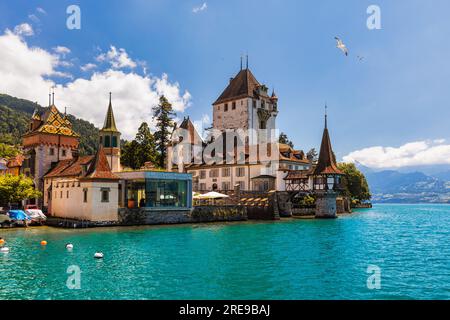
left=40, top=240, right=47, bottom=246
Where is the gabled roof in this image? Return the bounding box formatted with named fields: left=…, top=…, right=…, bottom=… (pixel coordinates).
left=213, top=68, right=261, bottom=105
left=100, top=94, right=119, bottom=132
left=83, top=147, right=119, bottom=180
left=45, top=148, right=118, bottom=180
left=278, top=143, right=310, bottom=164
left=178, top=116, right=204, bottom=145
left=312, top=116, right=343, bottom=175
left=44, top=156, right=94, bottom=178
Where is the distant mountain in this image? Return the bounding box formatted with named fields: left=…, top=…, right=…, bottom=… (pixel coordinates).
left=0, top=93, right=99, bottom=155
left=361, top=168, right=450, bottom=203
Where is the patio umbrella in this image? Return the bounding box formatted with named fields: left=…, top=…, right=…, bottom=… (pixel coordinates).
left=193, top=192, right=201, bottom=199
left=198, top=191, right=229, bottom=199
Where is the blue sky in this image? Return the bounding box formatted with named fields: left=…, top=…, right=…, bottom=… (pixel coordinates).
left=1, top=0, right=450, bottom=168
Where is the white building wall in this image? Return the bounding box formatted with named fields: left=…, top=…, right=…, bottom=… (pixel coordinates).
left=49, top=179, right=118, bottom=222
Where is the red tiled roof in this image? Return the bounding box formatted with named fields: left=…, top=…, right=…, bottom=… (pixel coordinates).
left=83, top=147, right=119, bottom=180
left=45, top=156, right=94, bottom=178
left=45, top=148, right=118, bottom=180
left=7, top=154, right=24, bottom=168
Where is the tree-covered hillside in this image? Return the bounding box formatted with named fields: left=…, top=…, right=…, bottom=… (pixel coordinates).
left=0, top=93, right=99, bottom=155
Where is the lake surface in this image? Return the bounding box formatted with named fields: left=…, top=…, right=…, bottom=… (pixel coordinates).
left=1, top=204, right=449, bottom=300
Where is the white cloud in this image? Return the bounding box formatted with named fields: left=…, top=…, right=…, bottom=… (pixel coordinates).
left=36, top=7, right=47, bottom=15
left=53, top=46, right=71, bottom=55
left=13, top=23, right=34, bottom=37
left=28, top=14, right=40, bottom=23
left=192, top=2, right=207, bottom=13
left=96, top=46, right=137, bottom=69
left=81, top=63, right=97, bottom=72
left=0, top=30, right=192, bottom=140
left=343, top=139, right=450, bottom=169
left=52, top=71, right=73, bottom=79
left=192, top=114, right=211, bottom=140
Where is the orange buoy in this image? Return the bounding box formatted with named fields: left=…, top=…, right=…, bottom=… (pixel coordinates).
left=40, top=240, right=47, bottom=246
left=0, top=239, right=5, bottom=245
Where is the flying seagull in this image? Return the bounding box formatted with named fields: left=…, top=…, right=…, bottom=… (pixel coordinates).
left=357, top=55, right=365, bottom=62
left=334, top=36, right=348, bottom=56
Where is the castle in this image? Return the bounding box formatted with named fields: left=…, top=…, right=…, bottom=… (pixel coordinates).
left=167, top=64, right=344, bottom=217
left=16, top=63, right=344, bottom=220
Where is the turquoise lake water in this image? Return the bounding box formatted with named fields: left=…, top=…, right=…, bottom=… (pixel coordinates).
left=0, top=204, right=449, bottom=300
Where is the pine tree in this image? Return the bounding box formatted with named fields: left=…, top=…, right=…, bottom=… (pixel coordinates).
left=121, top=140, right=141, bottom=170
left=279, top=132, right=294, bottom=148
left=307, top=148, right=318, bottom=162
left=135, top=122, right=158, bottom=168
left=152, top=95, right=176, bottom=168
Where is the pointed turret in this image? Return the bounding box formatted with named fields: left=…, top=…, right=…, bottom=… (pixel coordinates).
left=313, top=109, right=343, bottom=176
left=99, top=93, right=121, bottom=172
left=310, top=107, right=342, bottom=219
left=101, top=92, right=119, bottom=132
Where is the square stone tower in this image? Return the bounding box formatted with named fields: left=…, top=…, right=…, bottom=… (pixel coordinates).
left=212, top=66, right=279, bottom=147
left=22, top=100, right=80, bottom=205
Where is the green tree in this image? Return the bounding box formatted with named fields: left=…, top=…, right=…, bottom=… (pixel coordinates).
left=135, top=122, right=158, bottom=168
left=278, top=132, right=294, bottom=148
left=0, top=143, right=19, bottom=158
left=0, top=174, right=41, bottom=206
left=121, top=140, right=141, bottom=170
left=337, top=163, right=371, bottom=202
left=306, top=148, right=318, bottom=162
left=152, top=95, right=176, bottom=168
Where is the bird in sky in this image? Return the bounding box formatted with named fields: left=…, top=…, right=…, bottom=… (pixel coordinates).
left=334, top=36, right=348, bottom=56
left=357, top=55, right=365, bottom=62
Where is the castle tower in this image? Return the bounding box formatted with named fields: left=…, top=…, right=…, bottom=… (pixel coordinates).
left=99, top=93, right=121, bottom=172
left=212, top=62, right=278, bottom=147
left=311, top=108, right=343, bottom=218
left=22, top=93, right=80, bottom=206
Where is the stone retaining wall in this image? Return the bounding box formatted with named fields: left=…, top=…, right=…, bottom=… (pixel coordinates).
left=118, top=205, right=247, bottom=226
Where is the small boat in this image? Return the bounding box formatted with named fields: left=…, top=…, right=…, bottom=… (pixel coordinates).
left=24, top=205, right=47, bottom=226
left=7, top=210, right=31, bottom=227
left=0, top=247, right=10, bottom=253
left=94, top=252, right=104, bottom=259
